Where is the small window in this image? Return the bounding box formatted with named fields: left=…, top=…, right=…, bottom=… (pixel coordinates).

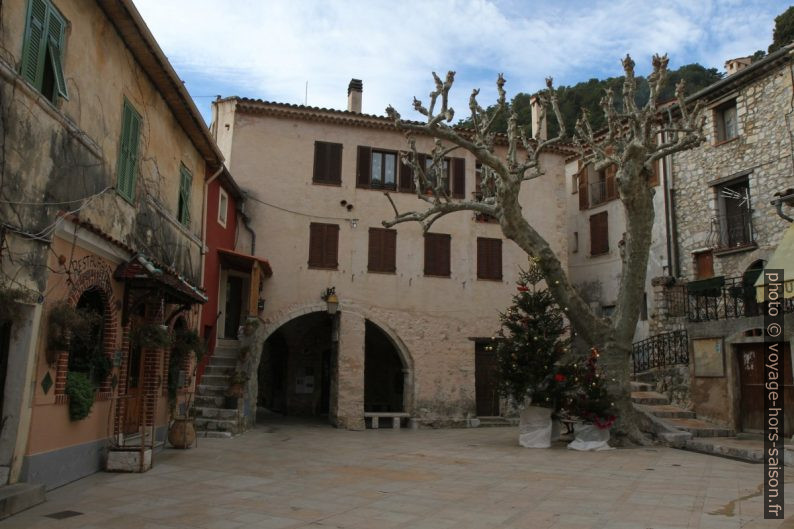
left=572, top=231, right=579, bottom=253
left=640, top=292, right=648, bottom=321
left=116, top=100, right=141, bottom=203
left=476, top=238, right=502, bottom=280
left=368, top=228, right=396, bottom=273
left=308, top=223, right=339, bottom=269
left=177, top=165, right=192, bottom=226
left=424, top=233, right=451, bottom=277
left=370, top=150, right=397, bottom=189
left=589, top=211, right=609, bottom=256
left=425, top=157, right=450, bottom=193
left=218, top=188, right=228, bottom=227
left=20, top=0, right=68, bottom=102
left=715, top=100, right=738, bottom=143
left=313, top=141, right=342, bottom=185
left=715, top=177, right=753, bottom=249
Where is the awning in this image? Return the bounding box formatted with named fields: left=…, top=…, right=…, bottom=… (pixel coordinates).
left=686, top=276, right=725, bottom=297
left=755, top=222, right=794, bottom=301
left=218, top=248, right=273, bottom=277
left=115, top=255, right=207, bottom=305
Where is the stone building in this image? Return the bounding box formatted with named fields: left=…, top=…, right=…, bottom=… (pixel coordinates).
left=0, top=0, right=227, bottom=494
left=654, top=45, right=794, bottom=433
left=210, top=81, right=572, bottom=430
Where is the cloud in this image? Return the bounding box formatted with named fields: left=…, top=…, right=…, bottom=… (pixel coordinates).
left=133, top=0, right=787, bottom=121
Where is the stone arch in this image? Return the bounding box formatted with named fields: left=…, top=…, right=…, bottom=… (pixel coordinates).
left=54, top=257, right=118, bottom=399
left=251, top=302, right=415, bottom=423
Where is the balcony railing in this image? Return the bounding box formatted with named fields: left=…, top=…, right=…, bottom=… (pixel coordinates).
left=632, top=330, right=689, bottom=374
left=708, top=211, right=755, bottom=251
left=665, top=276, right=794, bottom=322
left=588, top=180, right=617, bottom=207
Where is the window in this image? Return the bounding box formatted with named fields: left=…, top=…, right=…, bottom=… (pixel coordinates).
left=640, top=292, right=648, bottom=321
left=313, top=141, right=342, bottom=185
left=572, top=231, right=579, bottom=253
left=477, top=238, right=502, bottom=280
left=116, top=100, right=141, bottom=203
left=368, top=228, right=396, bottom=273
left=589, top=211, right=609, bottom=256
left=20, top=0, right=68, bottom=102
left=177, top=165, right=192, bottom=226
left=715, top=100, right=738, bottom=143
left=424, top=233, right=451, bottom=277
left=308, top=223, right=339, bottom=269
left=370, top=150, right=397, bottom=189
left=218, top=188, right=228, bottom=227
left=714, top=177, right=753, bottom=249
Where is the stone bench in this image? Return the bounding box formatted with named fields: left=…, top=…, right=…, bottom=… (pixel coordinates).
left=364, top=412, right=410, bottom=429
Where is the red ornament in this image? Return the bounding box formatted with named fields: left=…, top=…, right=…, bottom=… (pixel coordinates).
left=516, top=286, right=529, bottom=292
left=554, top=373, right=566, bottom=382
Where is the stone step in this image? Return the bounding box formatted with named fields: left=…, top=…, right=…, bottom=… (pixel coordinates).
left=665, top=417, right=735, bottom=437
left=197, top=384, right=228, bottom=396
left=630, top=381, right=654, bottom=392
left=476, top=417, right=519, bottom=427
left=194, top=395, right=225, bottom=408
left=631, top=391, right=669, bottom=405
left=196, top=407, right=238, bottom=420
left=208, top=356, right=237, bottom=367
left=0, top=483, right=46, bottom=519
left=195, top=417, right=239, bottom=433
left=643, top=404, right=696, bottom=419
left=203, top=365, right=234, bottom=376
left=197, top=431, right=233, bottom=439
left=200, top=374, right=230, bottom=386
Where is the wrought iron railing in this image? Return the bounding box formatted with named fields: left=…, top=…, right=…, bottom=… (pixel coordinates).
left=632, top=330, right=689, bottom=374
left=665, top=276, right=794, bottom=322
left=708, top=211, right=755, bottom=250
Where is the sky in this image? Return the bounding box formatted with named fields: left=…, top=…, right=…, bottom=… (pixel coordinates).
left=133, top=0, right=790, bottom=125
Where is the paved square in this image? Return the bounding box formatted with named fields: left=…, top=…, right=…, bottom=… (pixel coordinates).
left=3, top=422, right=792, bottom=528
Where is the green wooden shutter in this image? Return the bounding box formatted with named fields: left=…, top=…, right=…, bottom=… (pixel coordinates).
left=117, top=101, right=141, bottom=202
left=179, top=166, right=192, bottom=225
left=21, top=0, right=48, bottom=88
left=46, top=7, right=68, bottom=98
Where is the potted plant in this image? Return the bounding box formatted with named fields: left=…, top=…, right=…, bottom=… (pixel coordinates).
left=565, top=348, right=616, bottom=451
left=132, top=322, right=172, bottom=350
left=495, top=267, right=570, bottom=448
left=225, top=371, right=249, bottom=408
left=65, top=371, right=95, bottom=421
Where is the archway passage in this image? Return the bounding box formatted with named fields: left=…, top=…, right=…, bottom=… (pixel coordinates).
left=258, top=312, right=333, bottom=420
left=364, top=321, right=405, bottom=413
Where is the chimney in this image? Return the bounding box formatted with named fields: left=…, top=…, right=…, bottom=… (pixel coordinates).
left=347, top=79, right=363, bottom=113
left=724, top=56, right=752, bottom=76
left=529, top=95, right=547, bottom=141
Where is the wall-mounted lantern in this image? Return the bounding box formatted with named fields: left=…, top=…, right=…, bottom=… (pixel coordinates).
left=322, top=287, right=339, bottom=315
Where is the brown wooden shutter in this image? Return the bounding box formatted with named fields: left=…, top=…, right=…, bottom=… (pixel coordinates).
left=368, top=228, right=381, bottom=271
left=648, top=159, right=660, bottom=187
left=357, top=146, right=371, bottom=188
left=578, top=166, right=589, bottom=210
left=477, top=238, right=502, bottom=280
left=308, top=223, right=324, bottom=267
left=452, top=158, right=465, bottom=199
left=424, top=233, right=450, bottom=276
left=491, top=239, right=502, bottom=280
left=325, top=224, right=339, bottom=268
left=477, top=238, right=487, bottom=279
left=329, top=143, right=342, bottom=184
left=383, top=229, right=396, bottom=272
left=605, top=164, right=617, bottom=200
left=398, top=153, right=414, bottom=192
left=589, top=212, right=609, bottom=256
left=418, top=153, right=428, bottom=190
left=313, top=142, right=328, bottom=183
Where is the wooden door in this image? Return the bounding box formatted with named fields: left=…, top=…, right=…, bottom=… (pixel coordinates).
left=695, top=251, right=714, bottom=279
left=475, top=343, right=500, bottom=417
left=123, top=342, right=143, bottom=435
left=738, top=343, right=794, bottom=436
left=224, top=276, right=243, bottom=339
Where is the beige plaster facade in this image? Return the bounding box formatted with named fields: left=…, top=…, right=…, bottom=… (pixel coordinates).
left=212, top=93, right=569, bottom=427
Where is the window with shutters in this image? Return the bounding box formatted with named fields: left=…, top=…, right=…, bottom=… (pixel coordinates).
left=369, top=150, right=397, bottom=189
left=20, top=0, right=68, bottom=103
left=218, top=188, right=228, bottom=227
left=589, top=211, right=609, bottom=256
left=579, top=163, right=618, bottom=208
left=424, top=233, right=451, bottom=277
left=308, top=223, right=339, bottom=269
left=477, top=238, right=502, bottom=280
left=177, top=165, right=192, bottom=226
left=312, top=141, right=342, bottom=185
left=116, top=100, right=142, bottom=203
left=368, top=228, right=396, bottom=273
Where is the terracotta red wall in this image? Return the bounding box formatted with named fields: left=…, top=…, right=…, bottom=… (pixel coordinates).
left=198, top=178, right=239, bottom=382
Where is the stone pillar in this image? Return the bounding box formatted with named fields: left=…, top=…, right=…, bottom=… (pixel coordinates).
left=333, top=312, right=365, bottom=430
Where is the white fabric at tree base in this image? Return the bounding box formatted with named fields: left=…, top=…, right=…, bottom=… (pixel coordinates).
left=567, top=422, right=614, bottom=451
left=518, top=406, right=552, bottom=448
left=551, top=419, right=561, bottom=441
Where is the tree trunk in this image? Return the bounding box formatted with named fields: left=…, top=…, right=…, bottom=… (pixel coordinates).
left=600, top=335, right=652, bottom=445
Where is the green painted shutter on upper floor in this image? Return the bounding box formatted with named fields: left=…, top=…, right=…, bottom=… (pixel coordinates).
left=178, top=166, right=192, bottom=226
left=21, top=0, right=48, bottom=88
left=117, top=100, right=141, bottom=202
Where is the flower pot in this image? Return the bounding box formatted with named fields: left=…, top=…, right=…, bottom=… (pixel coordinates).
left=518, top=406, right=553, bottom=448
left=567, top=422, right=613, bottom=451
left=168, top=418, right=196, bottom=449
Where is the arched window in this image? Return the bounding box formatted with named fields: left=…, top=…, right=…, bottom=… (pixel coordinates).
left=68, top=289, right=110, bottom=386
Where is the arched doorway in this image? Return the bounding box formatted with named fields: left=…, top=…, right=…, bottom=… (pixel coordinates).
left=258, top=312, right=333, bottom=420
left=364, top=321, right=405, bottom=413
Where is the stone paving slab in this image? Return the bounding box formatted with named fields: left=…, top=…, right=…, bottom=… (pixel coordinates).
left=2, top=421, right=793, bottom=528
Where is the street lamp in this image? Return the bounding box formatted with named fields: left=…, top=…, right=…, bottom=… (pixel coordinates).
left=322, top=287, right=339, bottom=315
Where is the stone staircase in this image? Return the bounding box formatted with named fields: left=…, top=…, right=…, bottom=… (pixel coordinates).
left=632, top=381, right=735, bottom=440
left=194, top=339, right=242, bottom=438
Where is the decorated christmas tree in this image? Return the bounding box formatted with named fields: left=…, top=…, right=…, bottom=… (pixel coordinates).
left=566, top=348, right=617, bottom=429
left=495, top=263, right=570, bottom=409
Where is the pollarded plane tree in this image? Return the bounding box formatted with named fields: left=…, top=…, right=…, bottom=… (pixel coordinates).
left=383, top=55, right=704, bottom=444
